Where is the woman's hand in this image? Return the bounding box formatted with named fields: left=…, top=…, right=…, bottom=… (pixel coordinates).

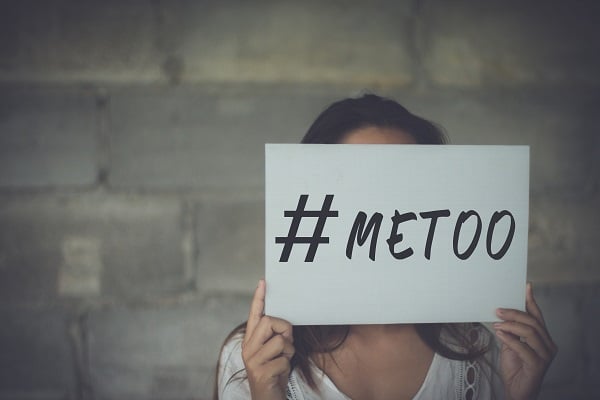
left=494, top=282, right=558, bottom=400
left=242, top=279, right=294, bottom=400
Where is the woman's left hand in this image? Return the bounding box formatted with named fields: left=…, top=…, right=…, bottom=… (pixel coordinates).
left=494, top=282, right=558, bottom=400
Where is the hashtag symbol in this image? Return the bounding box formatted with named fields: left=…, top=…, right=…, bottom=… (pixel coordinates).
left=275, top=194, right=338, bottom=262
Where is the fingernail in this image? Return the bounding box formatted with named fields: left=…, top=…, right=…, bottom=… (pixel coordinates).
left=493, top=322, right=502, bottom=328
left=496, top=308, right=504, bottom=316
left=496, top=330, right=504, bottom=337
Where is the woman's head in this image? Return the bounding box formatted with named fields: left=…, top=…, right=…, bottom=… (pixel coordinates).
left=289, top=94, right=489, bottom=389
left=301, top=94, right=446, bottom=145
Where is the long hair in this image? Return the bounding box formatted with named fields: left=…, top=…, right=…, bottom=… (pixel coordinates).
left=214, top=94, right=491, bottom=399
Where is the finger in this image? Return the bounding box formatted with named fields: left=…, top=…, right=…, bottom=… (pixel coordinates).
left=264, top=356, right=291, bottom=379
left=524, top=282, right=557, bottom=355
left=494, top=321, right=552, bottom=361
left=246, top=357, right=291, bottom=389
left=253, top=334, right=295, bottom=363
left=496, top=308, right=555, bottom=353
left=245, top=315, right=294, bottom=355
left=496, top=330, right=540, bottom=367
left=243, top=335, right=294, bottom=374
left=526, top=282, right=546, bottom=326
left=245, top=279, right=266, bottom=343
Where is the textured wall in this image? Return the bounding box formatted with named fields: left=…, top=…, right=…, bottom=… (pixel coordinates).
left=0, top=1, right=598, bottom=399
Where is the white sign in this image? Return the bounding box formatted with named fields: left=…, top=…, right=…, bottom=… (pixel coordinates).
left=265, top=144, right=529, bottom=325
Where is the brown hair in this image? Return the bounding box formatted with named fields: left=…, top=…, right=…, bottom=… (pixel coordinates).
left=213, top=94, right=492, bottom=399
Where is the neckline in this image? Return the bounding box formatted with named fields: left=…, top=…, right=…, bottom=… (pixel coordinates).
left=309, top=352, right=440, bottom=399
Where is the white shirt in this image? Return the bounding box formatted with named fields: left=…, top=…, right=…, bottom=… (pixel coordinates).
left=218, top=329, right=504, bottom=400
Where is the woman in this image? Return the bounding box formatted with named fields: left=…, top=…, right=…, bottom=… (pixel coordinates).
left=215, top=94, right=557, bottom=400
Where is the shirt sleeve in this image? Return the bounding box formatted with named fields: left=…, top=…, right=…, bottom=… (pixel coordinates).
left=217, top=333, right=252, bottom=400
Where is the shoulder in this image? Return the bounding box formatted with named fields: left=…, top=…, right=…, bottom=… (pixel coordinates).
left=220, top=332, right=244, bottom=369
left=419, top=324, right=504, bottom=400
left=462, top=324, right=504, bottom=400
left=217, top=333, right=251, bottom=399
left=479, top=324, right=505, bottom=399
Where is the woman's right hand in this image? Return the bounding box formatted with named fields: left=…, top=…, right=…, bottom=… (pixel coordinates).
left=242, top=279, right=295, bottom=400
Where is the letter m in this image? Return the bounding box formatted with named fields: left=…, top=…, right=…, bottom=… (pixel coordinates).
left=346, top=211, right=383, bottom=261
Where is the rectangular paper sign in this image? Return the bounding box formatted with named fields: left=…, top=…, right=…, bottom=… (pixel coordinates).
left=265, top=144, right=529, bottom=325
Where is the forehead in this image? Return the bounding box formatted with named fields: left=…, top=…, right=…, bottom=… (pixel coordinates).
left=340, top=126, right=417, bottom=144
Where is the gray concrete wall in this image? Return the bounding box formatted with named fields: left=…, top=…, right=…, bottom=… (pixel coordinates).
left=0, top=1, right=598, bottom=399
